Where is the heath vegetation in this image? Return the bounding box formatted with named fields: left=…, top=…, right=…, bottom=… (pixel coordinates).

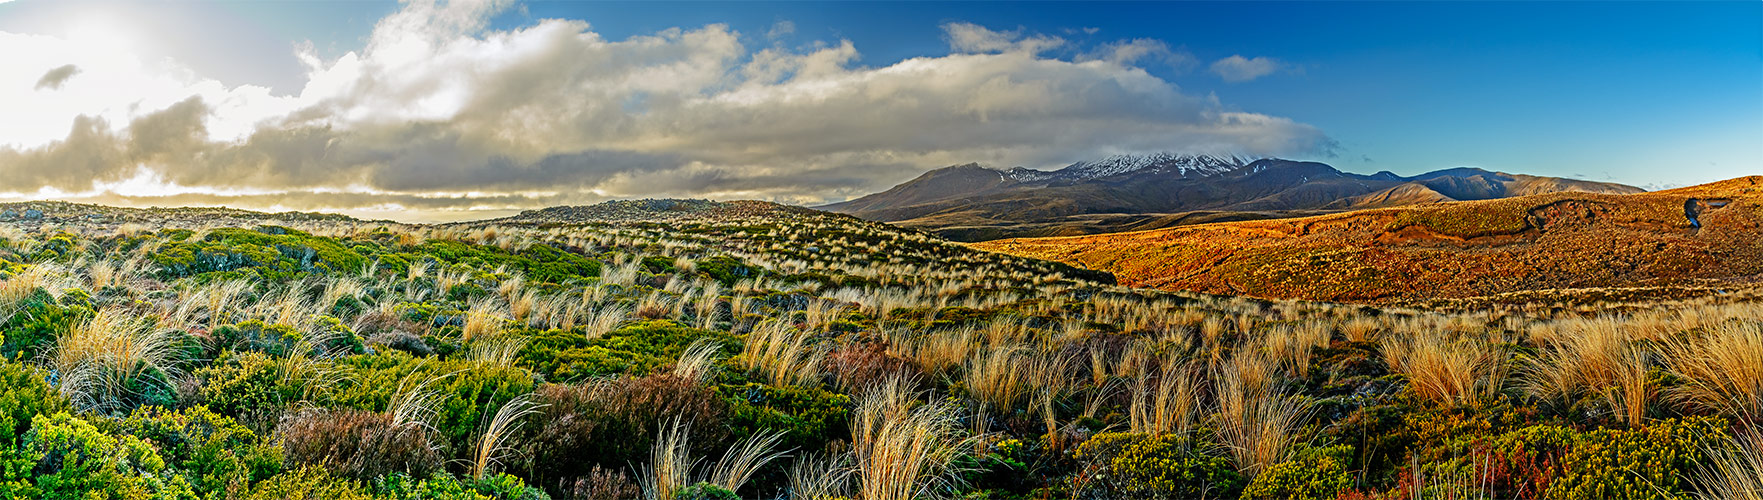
left=0, top=199, right=1759, bottom=499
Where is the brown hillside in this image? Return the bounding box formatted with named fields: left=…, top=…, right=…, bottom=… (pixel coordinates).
left=974, top=176, right=1763, bottom=302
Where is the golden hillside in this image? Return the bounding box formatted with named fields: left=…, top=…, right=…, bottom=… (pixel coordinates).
left=976, top=176, right=1763, bottom=302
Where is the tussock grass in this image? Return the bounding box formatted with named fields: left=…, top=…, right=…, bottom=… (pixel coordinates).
left=1214, top=350, right=1311, bottom=477
left=467, top=332, right=530, bottom=368
left=2, top=263, right=73, bottom=322
left=582, top=303, right=631, bottom=340
left=1664, top=321, right=1763, bottom=425
left=672, top=339, right=724, bottom=384
left=787, top=452, right=852, bottom=500
left=639, top=418, right=790, bottom=500
left=462, top=297, right=508, bottom=342
left=48, top=307, right=186, bottom=413
left=1521, top=316, right=1654, bottom=425
left=1384, top=329, right=1506, bottom=407
left=471, top=393, right=544, bottom=479
left=1129, top=355, right=1202, bottom=436
left=961, top=345, right=1029, bottom=413
left=737, top=321, right=825, bottom=388
left=1695, top=430, right=1763, bottom=500
left=851, top=375, right=976, bottom=500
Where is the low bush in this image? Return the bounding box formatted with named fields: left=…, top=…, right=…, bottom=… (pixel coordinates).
left=279, top=407, right=444, bottom=483
left=1070, top=432, right=1245, bottom=500
left=1241, top=444, right=1355, bottom=500
left=0, top=412, right=196, bottom=499
left=332, top=352, right=538, bottom=465
left=118, top=406, right=284, bottom=498
left=238, top=466, right=376, bottom=500
left=520, top=374, right=731, bottom=494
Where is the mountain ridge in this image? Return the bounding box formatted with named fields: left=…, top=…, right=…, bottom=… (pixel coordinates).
left=821, top=153, right=1644, bottom=241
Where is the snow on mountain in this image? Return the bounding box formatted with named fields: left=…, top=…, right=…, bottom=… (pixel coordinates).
left=1006, top=153, right=1252, bottom=182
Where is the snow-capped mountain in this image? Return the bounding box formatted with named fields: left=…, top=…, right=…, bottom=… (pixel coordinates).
left=1033, top=153, right=1252, bottom=181
left=821, top=154, right=1644, bottom=242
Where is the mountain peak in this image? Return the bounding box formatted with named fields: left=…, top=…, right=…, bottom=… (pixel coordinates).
left=1057, top=152, right=1252, bottom=180
left=1003, top=153, right=1252, bottom=182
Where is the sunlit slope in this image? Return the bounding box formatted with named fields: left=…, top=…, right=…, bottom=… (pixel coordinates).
left=975, top=176, right=1763, bottom=301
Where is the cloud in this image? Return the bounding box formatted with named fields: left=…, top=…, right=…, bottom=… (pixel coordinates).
left=0, top=4, right=1333, bottom=219
left=767, top=20, right=795, bottom=39
left=942, top=22, right=1065, bottom=54
left=1209, top=55, right=1284, bottom=82
left=1084, top=39, right=1196, bottom=69
left=33, top=64, right=80, bottom=90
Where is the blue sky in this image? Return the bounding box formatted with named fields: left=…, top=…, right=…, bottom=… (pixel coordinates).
left=0, top=0, right=1757, bottom=218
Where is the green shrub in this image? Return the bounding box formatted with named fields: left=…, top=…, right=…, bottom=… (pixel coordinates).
left=1241, top=444, right=1354, bottom=500
left=0, top=412, right=196, bottom=499
left=519, top=321, right=736, bottom=381
left=376, top=472, right=549, bottom=500
left=195, top=351, right=308, bottom=421
left=238, top=466, right=375, bottom=500
left=678, top=482, right=739, bottom=500
left=1072, top=432, right=1246, bottom=499
left=1480, top=417, right=1726, bottom=500
left=0, top=361, right=68, bottom=447
left=118, top=406, right=284, bottom=499
left=719, top=382, right=851, bottom=455
left=333, top=353, right=538, bottom=465
left=0, top=289, right=90, bottom=361
left=210, top=320, right=303, bottom=358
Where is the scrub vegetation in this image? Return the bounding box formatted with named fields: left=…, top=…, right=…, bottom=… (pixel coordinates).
left=0, top=199, right=1760, bottom=500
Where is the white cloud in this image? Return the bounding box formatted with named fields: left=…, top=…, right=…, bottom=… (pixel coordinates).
left=942, top=22, right=1066, bottom=55
left=0, top=3, right=1333, bottom=218
left=1209, top=54, right=1284, bottom=82
left=767, top=20, right=795, bottom=40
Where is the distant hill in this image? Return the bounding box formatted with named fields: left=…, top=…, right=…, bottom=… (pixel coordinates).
left=973, top=176, right=1763, bottom=302
left=821, top=154, right=1643, bottom=241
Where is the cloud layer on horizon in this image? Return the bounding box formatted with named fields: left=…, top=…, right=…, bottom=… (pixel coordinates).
left=0, top=0, right=1334, bottom=218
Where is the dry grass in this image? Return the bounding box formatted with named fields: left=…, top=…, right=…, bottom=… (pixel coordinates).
left=637, top=291, right=679, bottom=320
left=737, top=321, right=825, bottom=388
left=467, top=332, right=530, bottom=368
left=672, top=339, right=724, bottom=384
left=1521, top=316, right=1654, bottom=425
left=1384, top=330, right=1506, bottom=407
left=1129, top=355, right=1202, bottom=436
left=583, top=303, right=631, bottom=340
left=851, top=375, right=976, bottom=500
left=1, top=263, right=72, bottom=323
left=1663, top=321, right=1763, bottom=425
left=48, top=307, right=186, bottom=413
left=471, top=393, right=544, bottom=479
left=787, top=452, right=852, bottom=500
left=961, top=345, right=1029, bottom=413
left=462, top=297, right=508, bottom=342
left=640, top=418, right=696, bottom=500
left=1694, top=430, right=1763, bottom=500
left=639, top=418, right=790, bottom=500
left=705, top=428, right=790, bottom=495
left=900, top=326, right=977, bottom=376
left=1214, top=350, right=1311, bottom=477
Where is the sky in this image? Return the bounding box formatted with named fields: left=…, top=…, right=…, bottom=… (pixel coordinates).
left=0, top=0, right=1757, bottom=221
